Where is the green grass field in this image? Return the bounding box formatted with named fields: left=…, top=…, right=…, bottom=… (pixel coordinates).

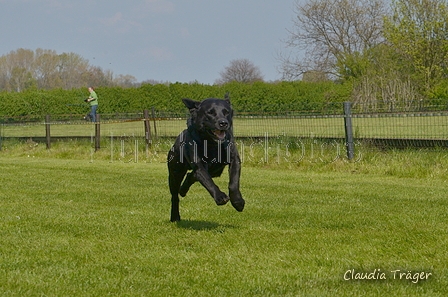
left=1, top=142, right=448, bottom=296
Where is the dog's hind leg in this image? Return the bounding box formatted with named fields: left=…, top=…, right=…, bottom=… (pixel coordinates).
left=179, top=172, right=196, bottom=197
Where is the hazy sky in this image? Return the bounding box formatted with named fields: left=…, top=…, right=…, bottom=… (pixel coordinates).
left=0, top=0, right=299, bottom=84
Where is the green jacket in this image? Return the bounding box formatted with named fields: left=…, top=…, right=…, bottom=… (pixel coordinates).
left=89, top=90, right=98, bottom=106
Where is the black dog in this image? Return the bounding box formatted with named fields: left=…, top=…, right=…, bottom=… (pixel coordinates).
left=167, top=94, right=245, bottom=222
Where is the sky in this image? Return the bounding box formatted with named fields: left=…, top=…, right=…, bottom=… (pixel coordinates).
left=0, top=0, right=300, bottom=85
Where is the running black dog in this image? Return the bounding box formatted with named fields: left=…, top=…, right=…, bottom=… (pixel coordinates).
left=167, top=94, right=245, bottom=222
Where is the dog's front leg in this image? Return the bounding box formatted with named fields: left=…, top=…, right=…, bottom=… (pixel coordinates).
left=194, top=166, right=230, bottom=206
left=228, top=151, right=245, bottom=212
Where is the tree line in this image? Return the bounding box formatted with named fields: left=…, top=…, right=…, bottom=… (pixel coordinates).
left=0, top=48, right=266, bottom=92
left=0, top=48, right=141, bottom=92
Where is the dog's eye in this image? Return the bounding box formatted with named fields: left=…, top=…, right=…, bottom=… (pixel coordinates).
left=207, top=109, right=216, bottom=116
left=222, top=109, right=229, bottom=116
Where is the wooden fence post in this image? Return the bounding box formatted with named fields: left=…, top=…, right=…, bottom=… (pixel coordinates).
left=343, top=102, right=355, bottom=160
left=151, top=106, right=158, bottom=140
left=45, top=114, right=51, bottom=149
left=95, top=114, right=100, bottom=151
left=0, top=123, right=3, bottom=151
left=144, top=109, right=152, bottom=147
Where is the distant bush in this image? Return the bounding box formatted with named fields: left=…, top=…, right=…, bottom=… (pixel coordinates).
left=0, top=81, right=352, bottom=118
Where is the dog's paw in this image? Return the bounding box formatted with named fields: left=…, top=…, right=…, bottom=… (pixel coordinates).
left=170, top=215, right=181, bottom=222
left=229, top=190, right=245, bottom=211
left=214, top=192, right=230, bottom=206
left=170, top=211, right=181, bottom=222
left=179, top=186, right=188, bottom=197
left=231, top=198, right=245, bottom=212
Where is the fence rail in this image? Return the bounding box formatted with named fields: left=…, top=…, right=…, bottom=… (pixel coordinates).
left=1, top=102, right=448, bottom=154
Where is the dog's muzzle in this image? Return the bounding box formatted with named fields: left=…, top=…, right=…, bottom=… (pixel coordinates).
left=211, top=120, right=229, bottom=141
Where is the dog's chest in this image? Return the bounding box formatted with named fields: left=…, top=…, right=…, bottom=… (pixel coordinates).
left=193, top=139, right=232, bottom=164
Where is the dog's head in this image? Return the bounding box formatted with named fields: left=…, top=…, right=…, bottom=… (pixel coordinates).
left=183, top=94, right=233, bottom=141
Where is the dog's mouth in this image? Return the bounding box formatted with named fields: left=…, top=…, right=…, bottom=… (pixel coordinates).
left=211, top=129, right=226, bottom=141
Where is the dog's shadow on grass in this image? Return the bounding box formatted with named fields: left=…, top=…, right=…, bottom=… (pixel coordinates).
left=175, top=219, right=235, bottom=232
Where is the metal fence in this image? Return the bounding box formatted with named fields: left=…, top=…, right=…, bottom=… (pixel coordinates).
left=1, top=101, right=448, bottom=151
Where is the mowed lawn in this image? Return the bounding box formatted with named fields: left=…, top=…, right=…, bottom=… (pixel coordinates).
left=1, top=157, right=447, bottom=296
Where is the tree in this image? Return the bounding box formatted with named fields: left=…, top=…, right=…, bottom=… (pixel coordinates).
left=10, top=66, right=36, bottom=92
left=113, top=74, right=138, bottom=88
left=3, top=49, right=35, bottom=91
left=57, top=52, right=90, bottom=89
left=0, top=48, right=126, bottom=91
left=216, top=59, right=264, bottom=84
left=83, top=66, right=114, bottom=88
left=34, top=49, right=62, bottom=89
left=280, top=0, right=387, bottom=81
left=384, top=0, right=448, bottom=93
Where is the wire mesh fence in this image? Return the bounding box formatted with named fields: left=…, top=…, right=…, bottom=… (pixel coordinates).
left=1, top=101, right=448, bottom=149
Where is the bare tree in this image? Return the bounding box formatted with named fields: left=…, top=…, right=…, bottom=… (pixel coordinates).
left=216, top=59, right=264, bottom=84
left=113, top=74, right=138, bottom=88
left=57, top=52, right=90, bottom=89
left=3, top=49, right=35, bottom=91
left=280, top=0, right=387, bottom=80
left=34, top=49, right=62, bottom=89
left=0, top=48, right=128, bottom=91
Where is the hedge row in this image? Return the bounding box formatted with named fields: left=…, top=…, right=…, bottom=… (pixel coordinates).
left=0, top=81, right=353, bottom=118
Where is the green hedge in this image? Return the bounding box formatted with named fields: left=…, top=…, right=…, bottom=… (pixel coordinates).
left=0, top=81, right=352, bottom=118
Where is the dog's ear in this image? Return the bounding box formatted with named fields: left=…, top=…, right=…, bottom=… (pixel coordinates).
left=182, top=98, right=200, bottom=111
left=224, top=92, right=230, bottom=103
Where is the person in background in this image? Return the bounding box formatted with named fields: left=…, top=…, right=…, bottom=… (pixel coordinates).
left=86, top=87, right=98, bottom=122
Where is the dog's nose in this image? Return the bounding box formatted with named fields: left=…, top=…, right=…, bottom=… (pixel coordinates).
left=218, top=120, right=229, bottom=129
